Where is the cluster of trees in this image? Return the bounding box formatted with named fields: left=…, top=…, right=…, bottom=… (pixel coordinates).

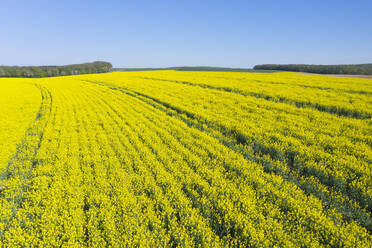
left=0, top=61, right=112, bottom=78
left=253, top=64, right=372, bottom=75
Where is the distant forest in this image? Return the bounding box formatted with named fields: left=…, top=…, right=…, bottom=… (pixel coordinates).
left=112, top=66, right=277, bottom=73
left=253, top=64, right=372, bottom=75
left=0, top=61, right=112, bottom=78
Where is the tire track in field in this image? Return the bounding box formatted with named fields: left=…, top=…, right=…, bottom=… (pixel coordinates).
left=119, top=88, right=372, bottom=233
left=33, top=84, right=85, bottom=245
left=298, top=84, right=372, bottom=95
left=86, top=82, right=301, bottom=246
left=0, top=84, right=53, bottom=238
left=82, top=84, right=226, bottom=246
left=127, top=88, right=372, bottom=233
left=86, top=84, right=237, bottom=245
left=124, top=88, right=372, bottom=230
left=81, top=79, right=372, bottom=233
left=79, top=86, right=193, bottom=246
left=83, top=84, right=372, bottom=248
left=117, top=81, right=372, bottom=219
left=187, top=75, right=372, bottom=95
left=136, top=76, right=371, bottom=119
left=76, top=83, right=217, bottom=245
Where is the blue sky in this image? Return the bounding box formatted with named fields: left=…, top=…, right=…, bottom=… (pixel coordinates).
left=1, top=0, right=371, bottom=68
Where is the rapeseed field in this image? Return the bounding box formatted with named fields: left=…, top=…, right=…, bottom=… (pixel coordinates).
left=0, top=71, right=371, bottom=247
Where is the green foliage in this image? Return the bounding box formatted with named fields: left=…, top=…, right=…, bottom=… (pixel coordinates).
left=253, top=63, right=372, bottom=75
left=0, top=61, right=112, bottom=78
left=112, top=66, right=278, bottom=72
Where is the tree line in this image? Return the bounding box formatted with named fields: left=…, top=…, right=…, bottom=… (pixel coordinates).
left=113, top=66, right=277, bottom=72
left=0, top=61, right=112, bottom=78
left=253, top=63, right=372, bottom=75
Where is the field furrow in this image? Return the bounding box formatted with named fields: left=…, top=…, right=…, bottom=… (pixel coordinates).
left=0, top=84, right=52, bottom=240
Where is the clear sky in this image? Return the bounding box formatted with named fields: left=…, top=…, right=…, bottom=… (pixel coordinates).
left=1, top=0, right=371, bottom=68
